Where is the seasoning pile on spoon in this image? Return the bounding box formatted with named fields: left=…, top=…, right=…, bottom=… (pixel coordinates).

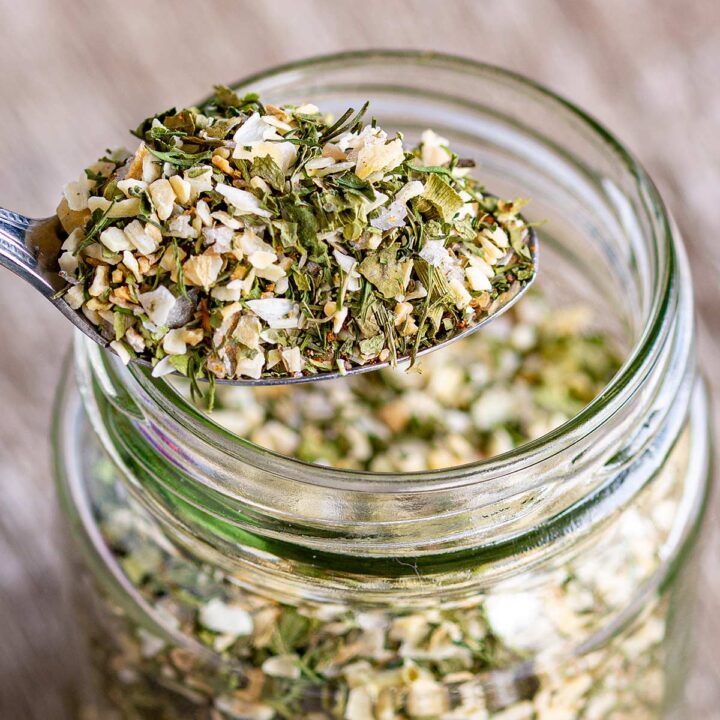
left=57, top=87, right=534, bottom=391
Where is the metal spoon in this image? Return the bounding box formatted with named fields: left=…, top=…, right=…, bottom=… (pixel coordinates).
left=0, top=205, right=537, bottom=386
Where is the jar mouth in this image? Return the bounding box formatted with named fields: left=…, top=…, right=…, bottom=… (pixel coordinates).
left=120, top=50, right=676, bottom=493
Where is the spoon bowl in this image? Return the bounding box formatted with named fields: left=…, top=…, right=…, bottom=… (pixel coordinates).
left=1, top=207, right=537, bottom=386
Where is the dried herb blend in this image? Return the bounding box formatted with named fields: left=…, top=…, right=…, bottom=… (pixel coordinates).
left=82, top=479, right=672, bottom=720
left=57, top=87, right=534, bottom=390
left=204, top=295, right=620, bottom=472
left=75, top=298, right=676, bottom=720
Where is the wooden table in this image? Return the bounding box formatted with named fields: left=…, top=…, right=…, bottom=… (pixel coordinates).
left=1, top=1, right=718, bottom=716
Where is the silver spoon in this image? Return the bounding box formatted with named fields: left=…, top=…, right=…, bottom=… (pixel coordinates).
left=0, top=205, right=537, bottom=386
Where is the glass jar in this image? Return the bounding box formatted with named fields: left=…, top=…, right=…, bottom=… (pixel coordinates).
left=53, top=51, right=712, bottom=720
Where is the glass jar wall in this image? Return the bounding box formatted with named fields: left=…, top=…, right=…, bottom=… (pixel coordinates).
left=53, top=52, right=712, bottom=720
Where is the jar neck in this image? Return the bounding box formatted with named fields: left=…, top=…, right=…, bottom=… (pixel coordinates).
left=70, top=52, right=698, bottom=598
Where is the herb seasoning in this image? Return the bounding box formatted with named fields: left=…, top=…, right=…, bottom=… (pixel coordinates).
left=58, top=87, right=534, bottom=390
left=71, top=295, right=681, bottom=720
left=201, top=294, right=619, bottom=472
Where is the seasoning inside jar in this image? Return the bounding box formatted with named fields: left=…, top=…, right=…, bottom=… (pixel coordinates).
left=79, top=288, right=657, bottom=720
left=196, top=293, right=620, bottom=471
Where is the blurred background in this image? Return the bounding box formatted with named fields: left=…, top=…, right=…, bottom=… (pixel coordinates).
left=0, top=1, right=718, bottom=716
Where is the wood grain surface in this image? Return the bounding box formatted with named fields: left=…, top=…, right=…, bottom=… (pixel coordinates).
left=1, top=1, right=718, bottom=717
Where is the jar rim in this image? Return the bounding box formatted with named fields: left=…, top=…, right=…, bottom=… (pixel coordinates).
left=123, top=49, right=678, bottom=493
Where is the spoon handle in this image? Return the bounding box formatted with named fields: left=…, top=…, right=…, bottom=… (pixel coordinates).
left=0, top=208, right=51, bottom=293
left=0, top=207, right=112, bottom=347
